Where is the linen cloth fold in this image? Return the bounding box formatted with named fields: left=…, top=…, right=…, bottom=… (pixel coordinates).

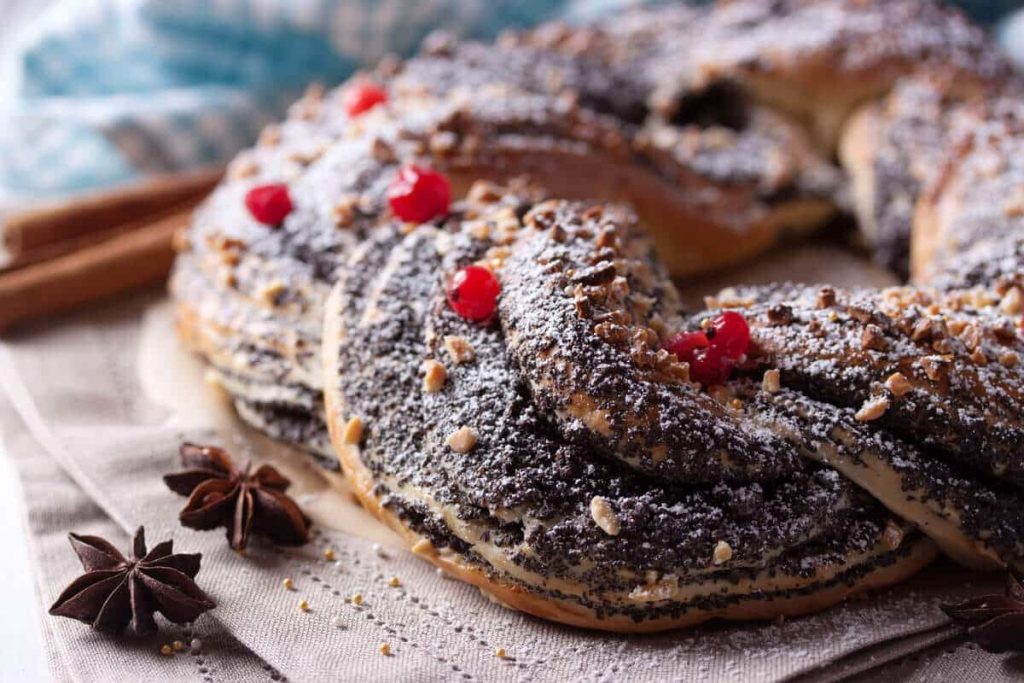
left=0, top=292, right=1018, bottom=682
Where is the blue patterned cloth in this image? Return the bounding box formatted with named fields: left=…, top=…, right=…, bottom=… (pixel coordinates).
left=0, top=0, right=642, bottom=204
left=0, top=0, right=1017, bottom=205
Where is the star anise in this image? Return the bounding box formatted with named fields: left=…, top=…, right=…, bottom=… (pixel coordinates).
left=164, top=443, right=311, bottom=551
left=941, top=571, right=1024, bottom=653
left=49, top=526, right=215, bottom=635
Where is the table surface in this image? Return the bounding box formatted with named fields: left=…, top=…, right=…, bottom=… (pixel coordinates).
left=2, top=1, right=1023, bottom=679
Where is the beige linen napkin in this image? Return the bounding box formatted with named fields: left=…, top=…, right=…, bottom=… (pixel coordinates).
left=0, top=291, right=1016, bottom=682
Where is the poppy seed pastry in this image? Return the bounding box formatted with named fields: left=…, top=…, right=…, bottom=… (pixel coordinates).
left=172, top=0, right=1024, bottom=631
left=321, top=202, right=935, bottom=631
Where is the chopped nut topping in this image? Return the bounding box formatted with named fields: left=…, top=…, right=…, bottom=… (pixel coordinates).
left=816, top=287, right=837, bottom=309
left=999, top=286, right=1024, bottom=315
left=590, top=496, right=621, bottom=536
left=446, top=426, right=476, bottom=453
left=712, top=540, right=733, bottom=565
left=259, top=281, right=287, bottom=306
left=342, top=417, right=364, bottom=445
left=999, top=350, right=1020, bottom=368
left=378, top=643, right=391, bottom=657
left=766, top=304, right=794, bottom=326
left=351, top=593, right=363, bottom=605
left=594, top=322, right=629, bottom=345
left=910, top=319, right=934, bottom=343
left=444, top=336, right=475, bottom=364
left=495, top=647, right=508, bottom=659
left=387, top=576, right=401, bottom=588
left=411, top=539, right=433, bottom=555
left=762, top=369, right=781, bottom=393
left=971, top=348, right=988, bottom=365
left=882, top=523, right=904, bottom=551
left=920, top=356, right=948, bottom=381
left=860, top=324, right=887, bottom=351
left=884, top=373, right=912, bottom=397
left=847, top=306, right=872, bottom=324
left=371, top=137, right=396, bottom=163
left=854, top=396, right=890, bottom=422
left=467, top=180, right=503, bottom=204
left=421, top=359, right=447, bottom=393
left=573, top=262, right=617, bottom=286
left=229, top=155, right=260, bottom=179
left=728, top=398, right=744, bottom=411
left=332, top=195, right=360, bottom=228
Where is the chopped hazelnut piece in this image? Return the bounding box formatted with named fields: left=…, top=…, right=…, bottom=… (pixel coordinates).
left=971, top=348, right=988, bottom=365
left=919, top=356, right=946, bottom=381
left=411, top=539, right=434, bottom=555
left=342, top=417, right=364, bottom=445
left=589, top=496, right=621, bottom=536
left=1004, top=287, right=1024, bottom=316
left=861, top=324, right=887, bottom=351
left=229, top=156, right=260, bottom=179
left=495, top=648, right=508, bottom=659
left=446, top=426, right=476, bottom=453
left=332, top=195, right=359, bottom=228
left=421, top=359, right=447, bottom=393
left=999, top=350, right=1020, bottom=368
left=882, top=523, right=904, bottom=551
left=762, top=369, right=781, bottom=393
left=816, top=287, right=837, bottom=309
left=854, top=396, right=889, bottom=422
left=444, top=336, right=475, bottom=364
left=378, top=643, right=391, bottom=657
left=712, top=541, right=733, bottom=565
left=884, top=373, right=912, bottom=397
left=709, top=385, right=733, bottom=405
left=259, top=281, right=287, bottom=306
left=371, top=137, right=396, bottom=163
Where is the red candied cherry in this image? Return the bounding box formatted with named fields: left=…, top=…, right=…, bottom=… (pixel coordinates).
left=447, top=265, right=501, bottom=322
left=690, top=345, right=733, bottom=387
left=342, top=82, right=388, bottom=117
left=708, top=311, right=750, bottom=360
left=244, top=183, right=293, bottom=226
left=387, top=165, right=452, bottom=223
left=663, top=330, right=709, bottom=363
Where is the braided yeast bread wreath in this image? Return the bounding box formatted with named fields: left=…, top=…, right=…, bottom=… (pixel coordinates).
left=171, top=0, right=1024, bottom=630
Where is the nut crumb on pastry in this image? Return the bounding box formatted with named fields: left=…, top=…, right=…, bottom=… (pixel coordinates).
left=421, top=359, right=447, bottom=392
left=854, top=396, right=889, bottom=422
left=444, top=336, right=475, bottom=364
left=446, top=426, right=476, bottom=453
left=712, top=541, right=733, bottom=565
left=884, top=372, right=912, bottom=397
left=589, top=496, right=621, bottom=536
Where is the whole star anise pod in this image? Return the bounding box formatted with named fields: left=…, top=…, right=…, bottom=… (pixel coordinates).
left=49, top=526, right=215, bottom=635
left=941, top=571, right=1024, bottom=653
left=164, top=443, right=311, bottom=551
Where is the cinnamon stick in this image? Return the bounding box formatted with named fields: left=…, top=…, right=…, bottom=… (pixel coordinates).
left=1, top=166, right=220, bottom=257
left=0, top=210, right=190, bottom=333
left=2, top=199, right=199, bottom=273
